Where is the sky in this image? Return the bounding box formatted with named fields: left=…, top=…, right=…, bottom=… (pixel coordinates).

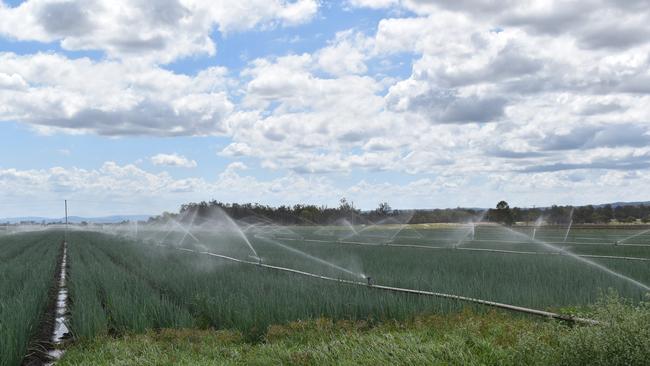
left=1, top=0, right=650, bottom=217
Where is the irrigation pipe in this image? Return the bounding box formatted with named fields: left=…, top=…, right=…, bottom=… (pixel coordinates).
left=272, top=237, right=650, bottom=262
left=155, top=244, right=599, bottom=325
left=314, top=233, right=647, bottom=247
left=617, top=243, right=650, bottom=248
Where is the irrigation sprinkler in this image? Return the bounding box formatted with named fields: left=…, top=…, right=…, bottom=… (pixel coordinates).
left=158, top=243, right=599, bottom=326
left=532, top=227, right=536, bottom=240
left=471, top=223, right=476, bottom=241
left=270, top=235, right=650, bottom=262
left=563, top=210, right=574, bottom=243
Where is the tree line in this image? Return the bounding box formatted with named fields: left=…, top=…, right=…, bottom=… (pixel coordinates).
left=148, top=199, right=650, bottom=226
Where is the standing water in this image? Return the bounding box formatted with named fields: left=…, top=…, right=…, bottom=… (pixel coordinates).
left=47, top=241, right=69, bottom=363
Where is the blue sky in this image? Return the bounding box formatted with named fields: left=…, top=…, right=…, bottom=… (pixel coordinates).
left=1, top=0, right=650, bottom=217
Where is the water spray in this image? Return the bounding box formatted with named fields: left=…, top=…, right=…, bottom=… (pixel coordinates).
left=616, top=228, right=650, bottom=246
left=158, top=243, right=598, bottom=325
left=532, top=227, right=537, bottom=240
left=500, top=225, right=650, bottom=292
left=563, top=208, right=574, bottom=243
left=175, top=212, right=199, bottom=246
left=254, top=234, right=363, bottom=279
left=532, top=215, right=545, bottom=241
left=213, top=208, right=260, bottom=259
left=471, top=222, right=476, bottom=241
left=271, top=235, right=650, bottom=262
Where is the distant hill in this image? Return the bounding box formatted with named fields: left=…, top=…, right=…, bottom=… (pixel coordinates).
left=0, top=215, right=151, bottom=224
left=599, top=201, right=650, bottom=208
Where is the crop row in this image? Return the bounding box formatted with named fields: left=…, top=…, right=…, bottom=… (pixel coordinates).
left=66, top=231, right=463, bottom=340
left=254, top=225, right=650, bottom=259
left=143, top=227, right=650, bottom=308
left=0, top=232, right=61, bottom=366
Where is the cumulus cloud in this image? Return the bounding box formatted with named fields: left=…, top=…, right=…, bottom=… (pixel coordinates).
left=316, top=31, right=371, bottom=76
left=0, top=52, right=233, bottom=136
left=538, top=124, right=650, bottom=151
left=2, top=1, right=650, bottom=210
left=347, top=0, right=398, bottom=9
left=151, top=153, right=197, bottom=168
left=0, top=0, right=319, bottom=63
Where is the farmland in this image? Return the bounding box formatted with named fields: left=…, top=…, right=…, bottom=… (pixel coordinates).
left=0, top=231, right=61, bottom=366
left=2, top=223, right=650, bottom=365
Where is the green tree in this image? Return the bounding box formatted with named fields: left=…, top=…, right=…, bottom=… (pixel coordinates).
left=376, top=202, right=392, bottom=216
left=495, top=200, right=514, bottom=226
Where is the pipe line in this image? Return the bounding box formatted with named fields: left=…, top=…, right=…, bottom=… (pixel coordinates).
left=270, top=237, right=650, bottom=262
left=157, top=243, right=599, bottom=325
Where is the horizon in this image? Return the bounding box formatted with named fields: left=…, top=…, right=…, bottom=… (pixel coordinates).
left=2, top=1, right=650, bottom=217
left=2, top=199, right=648, bottom=222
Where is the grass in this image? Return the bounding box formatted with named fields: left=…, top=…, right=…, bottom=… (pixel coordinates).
left=0, top=231, right=61, bottom=366
left=58, top=293, right=650, bottom=366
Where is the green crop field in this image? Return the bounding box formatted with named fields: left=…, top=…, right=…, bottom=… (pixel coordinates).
left=65, top=223, right=650, bottom=337
left=0, top=232, right=61, bottom=366
left=2, top=224, right=650, bottom=365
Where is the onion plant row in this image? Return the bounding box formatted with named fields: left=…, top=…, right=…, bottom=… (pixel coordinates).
left=0, top=232, right=61, bottom=366
left=158, top=227, right=650, bottom=308
left=66, top=231, right=464, bottom=340
left=69, top=227, right=650, bottom=341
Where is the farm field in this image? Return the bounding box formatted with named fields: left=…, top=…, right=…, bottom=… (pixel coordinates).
left=0, top=232, right=61, bottom=366
left=2, top=223, right=650, bottom=365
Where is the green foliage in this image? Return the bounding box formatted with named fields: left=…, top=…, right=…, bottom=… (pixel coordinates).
left=65, top=224, right=650, bottom=342
left=0, top=232, right=61, bottom=366
left=66, top=231, right=465, bottom=341
left=549, top=291, right=650, bottom=365
left=151, top=199, right=650, bottom=226
left=67, top=236, right=193, bottom=339
left=57, top=295, right=650, bottom=365
left=3, top=226, right=650, bottom=365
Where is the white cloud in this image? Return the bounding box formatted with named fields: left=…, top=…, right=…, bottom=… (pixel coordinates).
left=0, top=52, right=233, bottom=136
left=0, top=0, right=319, bottom=63
left=346, top=0, right=398, bottom=9
left=151, top=153, right=198, bottom=168
left=0, top=72, right=28, bottom=90
left=316, top=31, right=370, bottom=76
left=225, top=161, right=248, bottom=171
left=2, top=1, right=650, bottom=213
left=5, top=161, right=650, bottom=218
